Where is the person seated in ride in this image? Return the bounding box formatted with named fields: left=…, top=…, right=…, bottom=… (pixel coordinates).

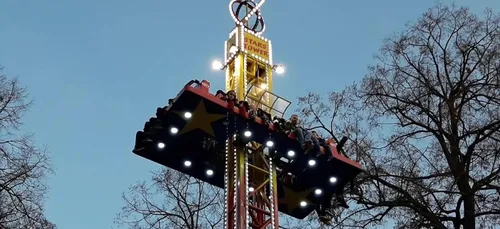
left=238, top=100, right=249, bottom=114
left=272, top=116, right=291, bottom=134
left=226, top=90, right=239, bottom=109
left=155, top=98, right=175, bottom=118
left=316, top=190, right=349, bottom=225
left=311, top=131, right=333, bottom=158
left=257, top=108, right=272, bottom=125
left=289, top=114, right=312, bottom=147
left=144, top=117, right=163, bottom=132
left=248, top=104, right=258, bottom=119
left=248, top=104, right=272, bottom=125
left=215, top=90, right=227, bottom=101
left=316, top=198, right=334, bottom=224
left=224, top=90, right=251, bottom=115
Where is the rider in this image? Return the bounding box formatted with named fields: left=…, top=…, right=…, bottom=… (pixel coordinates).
left=289, top=114, right=312, bottom=147
left=316, top=188, right=349, bottom=224
left=215, top=90, right=227, bottom=101
left=226, top=90, right=238, bottom=107
left=311, top=131, right=332, bottom=158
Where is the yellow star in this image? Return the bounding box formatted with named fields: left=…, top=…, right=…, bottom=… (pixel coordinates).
left=173, top=100, right=226, bottom=136
left=279, top=186, right=315, bottom=213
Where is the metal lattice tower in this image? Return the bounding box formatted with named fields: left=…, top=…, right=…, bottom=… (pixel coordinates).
left=223, top=1, right=281, bottom=228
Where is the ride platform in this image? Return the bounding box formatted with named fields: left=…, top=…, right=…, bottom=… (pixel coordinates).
left=133, top=80, right=362, bottom=219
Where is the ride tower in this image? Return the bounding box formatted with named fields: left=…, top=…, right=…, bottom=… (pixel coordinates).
left=132, top=1, right=363, bottom=229
left=221, top=0, right=286, bottom=228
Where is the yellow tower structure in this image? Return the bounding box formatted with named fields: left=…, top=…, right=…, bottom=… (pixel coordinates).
left=221, top=1, right=288, bottom=228
left=225, top=26, right=273, bottom=102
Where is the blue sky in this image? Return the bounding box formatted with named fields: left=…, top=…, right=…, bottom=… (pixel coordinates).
left=0, top=1, right=498, bottom=228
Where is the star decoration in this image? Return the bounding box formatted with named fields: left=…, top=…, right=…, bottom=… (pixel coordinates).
left=173, top=100, right=226, bottom=136
left=278, top=186, right=315, bottom=212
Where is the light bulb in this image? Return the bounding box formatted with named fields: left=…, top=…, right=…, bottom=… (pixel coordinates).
left=275, top=65, right=285, bottom=75
left=211, top=60, right=223, bottom=70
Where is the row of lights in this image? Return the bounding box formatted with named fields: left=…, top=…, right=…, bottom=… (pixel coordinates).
left=184, top=160, right=215, bottom=176
left=297, top=176, right=339, bottom=208
left=164, top=111, right=339, bottom=208
left=246, top=180, right=338, bottom=208
left=156, top=141, right=215, bottom=177
left=298, top=176, right=338, bottom=208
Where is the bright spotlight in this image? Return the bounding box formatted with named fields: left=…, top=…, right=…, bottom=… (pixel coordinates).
left=211, top=60, right=223, bottom=70
left=170, top=127, right=179, bottom=134
left=329, top=177, right=338, bottom=183
left=184, top=160, right=192, bottom=167
left=244, top=130, right=252, bottom=137
left=274, top=65, right=285, bottom=75
left=249, top=187, right=254, bottom=192
left=260, top=83, right=268, bottom=90
left=314, top=189, right=322, bottom=195
left=266, top=140, right=274, bottom=147
left=206, top=169, right=214, bottom=176
left=299, top=201, right=307, bottom=207
left=184, top=112, right=192, bottom=119
left=229, top=45, right=238, bottom=54
left=287, top=150, right=295, bottom=157
left=308, top=159, right=316, bottom=166
left=157, top=142, right=165, bottom=149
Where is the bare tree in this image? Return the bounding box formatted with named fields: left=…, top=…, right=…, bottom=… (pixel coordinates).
left=296, top=4, right=500, bottom=229
left=0, top=68, right=55, bottom=229
left=116, top=167, right=324, bottom=229
left=116, top=168, right=225, bottom=229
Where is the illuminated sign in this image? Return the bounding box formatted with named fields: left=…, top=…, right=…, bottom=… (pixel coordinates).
left=244, top=32, right=270, bottom=61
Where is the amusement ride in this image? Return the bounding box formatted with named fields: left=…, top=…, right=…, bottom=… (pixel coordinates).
left=132, top=1, right=362, bottom=228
